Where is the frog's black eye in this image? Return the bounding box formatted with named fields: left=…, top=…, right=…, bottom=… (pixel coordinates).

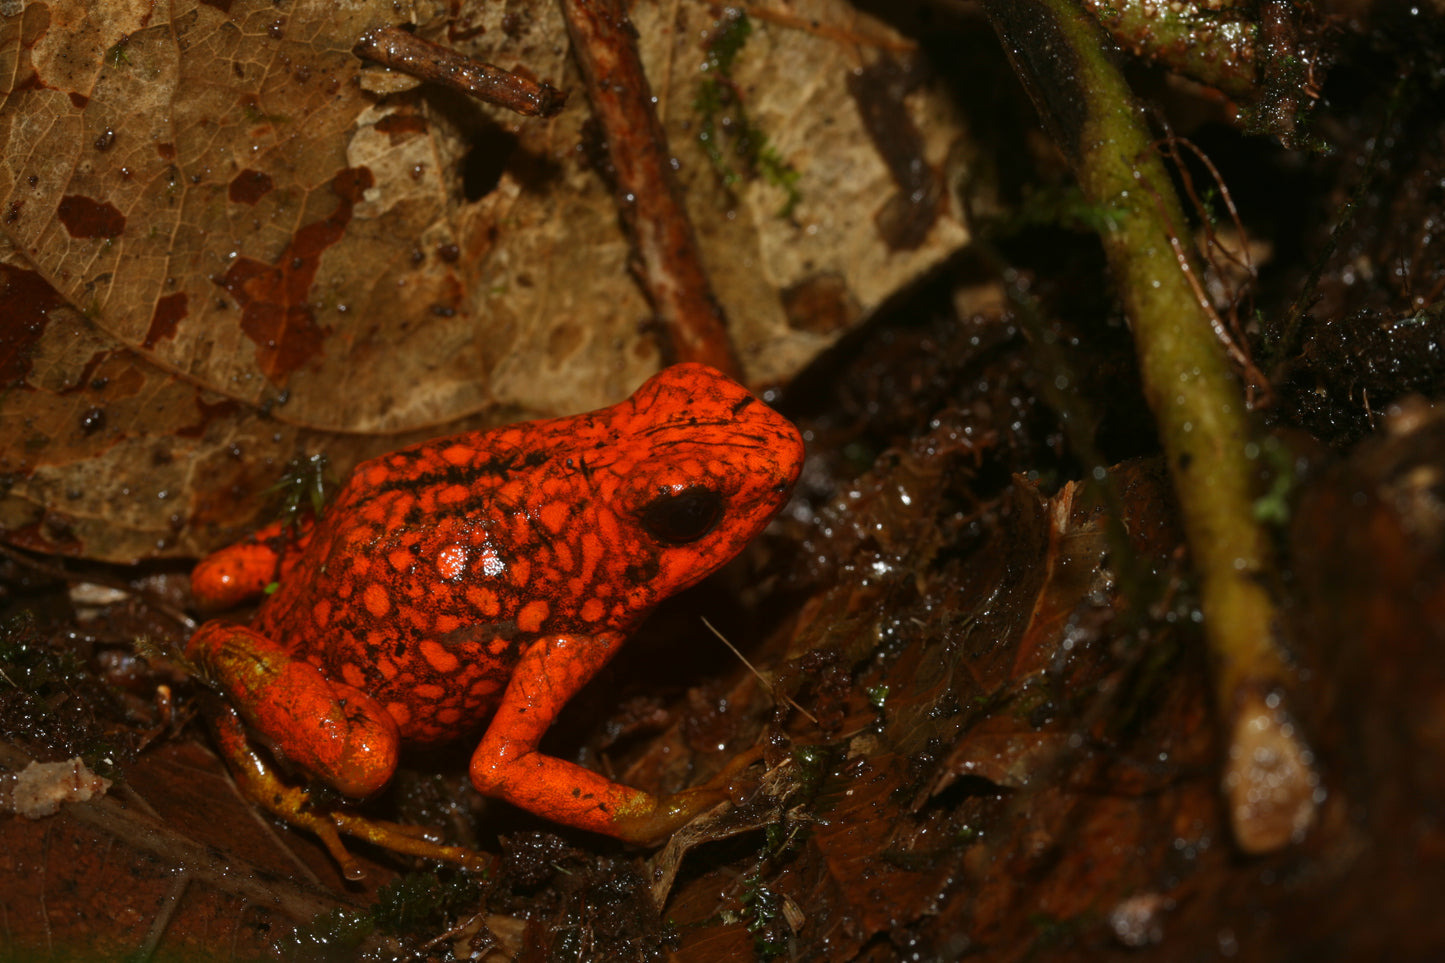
left=639, top=486, right=724, bottom=545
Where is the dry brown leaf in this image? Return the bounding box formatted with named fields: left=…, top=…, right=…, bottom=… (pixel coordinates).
left=0, top=0, right=968, bottom=561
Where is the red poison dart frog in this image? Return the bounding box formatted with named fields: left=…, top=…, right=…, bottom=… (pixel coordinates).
left=188, top=364, right=804, bottom=876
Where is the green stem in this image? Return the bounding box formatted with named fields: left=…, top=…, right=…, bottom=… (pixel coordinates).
left=980, top=0, right=1316, bottom=853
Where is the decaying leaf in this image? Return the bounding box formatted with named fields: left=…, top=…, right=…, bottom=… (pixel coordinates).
left=6, top=755, right=111, bottom=817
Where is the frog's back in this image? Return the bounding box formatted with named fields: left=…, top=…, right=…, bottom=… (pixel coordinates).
left=258, top=407, right=612, bottom=634
left=250, top=364, right=803, bottom=743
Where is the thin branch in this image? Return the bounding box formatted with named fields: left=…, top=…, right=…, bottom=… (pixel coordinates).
left=702, top=617, right=819, bottom=725
left=560, top=0, right=742, bottom=376
left=353, top=26, right=566, bottom=117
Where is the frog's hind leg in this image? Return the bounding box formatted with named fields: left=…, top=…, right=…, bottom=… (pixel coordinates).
left=186, top=621, right=400, bottom=799
left=205, top=698, right=370, bottom=880
left=191, top=620, right=493, bottom=878
left=206, top=700, right=491, bottom=880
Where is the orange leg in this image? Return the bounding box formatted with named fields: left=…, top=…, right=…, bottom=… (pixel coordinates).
left=469, top=634, right=759, bottom=845
left=191, top=518, right=314, bottom=610
left=186, top=621, right=399, bottom=799
left=206, top=700, right=490, bottom=880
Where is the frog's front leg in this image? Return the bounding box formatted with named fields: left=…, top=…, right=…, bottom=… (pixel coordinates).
left=469, top=633, right=755, bottom=845
left=186, top=621, right=399, bottom=799
left=191, top=518, right=315, bottom=611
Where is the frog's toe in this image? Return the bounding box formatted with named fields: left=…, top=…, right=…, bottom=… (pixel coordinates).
left=329, top=810, right=493, bottom=874
left=609, top=753, right=767, bottom=845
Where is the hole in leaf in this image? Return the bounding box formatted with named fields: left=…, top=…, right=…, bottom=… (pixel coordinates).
left=460, top=126, right=519, bottom=201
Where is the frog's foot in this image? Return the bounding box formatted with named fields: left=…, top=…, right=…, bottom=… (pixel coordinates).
left=209, top=700, right=490, bottom=880
left=328, top=811, right=492, bottom=875
left=608, top=744, right=768, bottom=846
left=470, top=633, right=770, bottom=845
left=469, top=736, right=768, bottom=847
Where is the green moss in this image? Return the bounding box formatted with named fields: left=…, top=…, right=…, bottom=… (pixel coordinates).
left=695, top=12, right=802, bottom=217
left=739, top=870, right=788, bottom=960
left=791, top=743, right=832, bottom=800
left=0, top=612, right=129, bottom=778
left=287, top=869, right=485, bottom=954
left=1250, top=436, right=1296, bottom=526
left=996, top=183, right=1125, bottom=236
left=268, top=452, right=333, bottom=527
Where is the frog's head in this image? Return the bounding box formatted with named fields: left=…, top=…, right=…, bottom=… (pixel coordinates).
left=606, top=363, right=804, bottom=600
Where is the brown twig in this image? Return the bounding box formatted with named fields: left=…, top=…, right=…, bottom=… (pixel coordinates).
left=1160, top=135, right=1253, bottom=279
left=1134, top=161, right=1271, bottom=409
left=1154, top=134, right=1272, bottom=408
left=353, top=26, right=566, bottom=118
left=560, top=0, right=742, bottom=376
